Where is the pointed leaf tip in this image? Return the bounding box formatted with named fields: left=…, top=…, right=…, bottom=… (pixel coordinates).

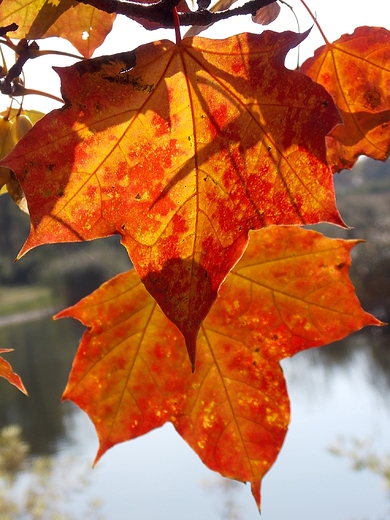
left=251, top=480, right=261, bottom=511
left=184, top=332, right=197, bottom=372
left=0, top=349, right=28, bottom=395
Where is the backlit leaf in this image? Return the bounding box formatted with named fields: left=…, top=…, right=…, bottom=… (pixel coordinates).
left=252, top=2, right=281, bottom=25
left=0, top=349, right=27, bottom=394
left=57, top=226, right=379, bottom=509
left=300, top=27, right=390, bottom=172
left=43, top=3, right=116, bottom=58
left=0, top=0, right=75, bottom=39
left=2, top=31, right=343, bottom=365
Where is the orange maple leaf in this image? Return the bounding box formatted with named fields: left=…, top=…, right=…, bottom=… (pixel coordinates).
left=300, top=26, right=390, bottom=172
left=0, top=349, right=27, bottom=395
left=43, top=3, right=116, bottom=58
left=57, top=226, right=379, bottom=509
left=2, top=31, right=343, bottom=366
left=0, top=0, right=115, bottom=57
left=0, top=0, right=74, bottom=39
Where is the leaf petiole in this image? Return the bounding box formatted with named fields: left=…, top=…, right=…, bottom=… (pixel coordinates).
left=299, top=0, right=329, bottom=45
left=0, top=39, right=83, bottom=61
left=3, top=84, right=63, bottom=104
left=173, top=6, right=181, bottom=44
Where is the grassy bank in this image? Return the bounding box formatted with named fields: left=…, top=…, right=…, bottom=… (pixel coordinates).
left=0, top=286, right=60, bottom=316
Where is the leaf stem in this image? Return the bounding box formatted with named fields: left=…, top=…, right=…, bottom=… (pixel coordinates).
left=26, top=49, right=84, bottom=61
left=17, top=88, right=64, bottom=104
left=173, top=7, right=181, bottom=44
left=5, top=84, right=64, bottom=104
left=0, top=40, right=83, bottom=61
left=279, top=0, right=301, bottom=67
left=299, top=0, right=329, bottom=45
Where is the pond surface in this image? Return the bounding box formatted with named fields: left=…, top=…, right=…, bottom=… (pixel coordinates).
left=0, top=302, right=389, bottom=520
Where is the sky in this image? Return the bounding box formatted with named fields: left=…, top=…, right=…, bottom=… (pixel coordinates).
left=5, top=0, right=389, bottom=114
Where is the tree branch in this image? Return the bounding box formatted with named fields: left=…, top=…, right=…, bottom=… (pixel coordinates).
left=77, top=0, right=278, bottom=28
left=181, top=0, right=277, bottom=26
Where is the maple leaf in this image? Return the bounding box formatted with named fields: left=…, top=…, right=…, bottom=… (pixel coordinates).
left=57, top=226, right=379, bottom=509
left=0, top=349, right=27, bottom=395
left=1, top=30, right=343, bottom=366
left=300, top=26, right=390, bottom=172
left=43, top=3, right=116, bottom=58
left=0, top=0, right=75, bottom=39
left=252, top=2, right=281, bottom=25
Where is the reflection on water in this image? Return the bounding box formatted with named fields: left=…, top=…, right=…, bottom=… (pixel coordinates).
left=0, top=315, right=84, bottom=454
left=302, top=329, right=390, bottom=398
left=0, top=424, right=105, bottom=519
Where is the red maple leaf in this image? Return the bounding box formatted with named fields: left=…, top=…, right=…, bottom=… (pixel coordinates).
left=0, top=349, right=27, bottom=395
left=301, top=26, right=390, bottom=172
left=57, top=226, right=380, bottom=509
left=1, top=31, right=343, bottom=366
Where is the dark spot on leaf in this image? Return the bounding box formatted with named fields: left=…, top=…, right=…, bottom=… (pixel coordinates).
left=273, top=334, right=278, bottom=340
left=364, top=88, right=382, bottom=109
left=135, top=193, right=141, bottom=200
left=74, top=51, right=136, bottom=76
left=255, top=348, right=260, bottom=353
left=252, top=361, right=257, bottom=366
left=335, top=262, right=345, bottom=270
left=103, top=73, right=154, bottom=93
left=121, top=224, right=126, bottom=230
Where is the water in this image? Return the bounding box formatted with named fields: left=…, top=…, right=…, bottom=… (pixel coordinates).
left=0, top=307, right=389, bottom=520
